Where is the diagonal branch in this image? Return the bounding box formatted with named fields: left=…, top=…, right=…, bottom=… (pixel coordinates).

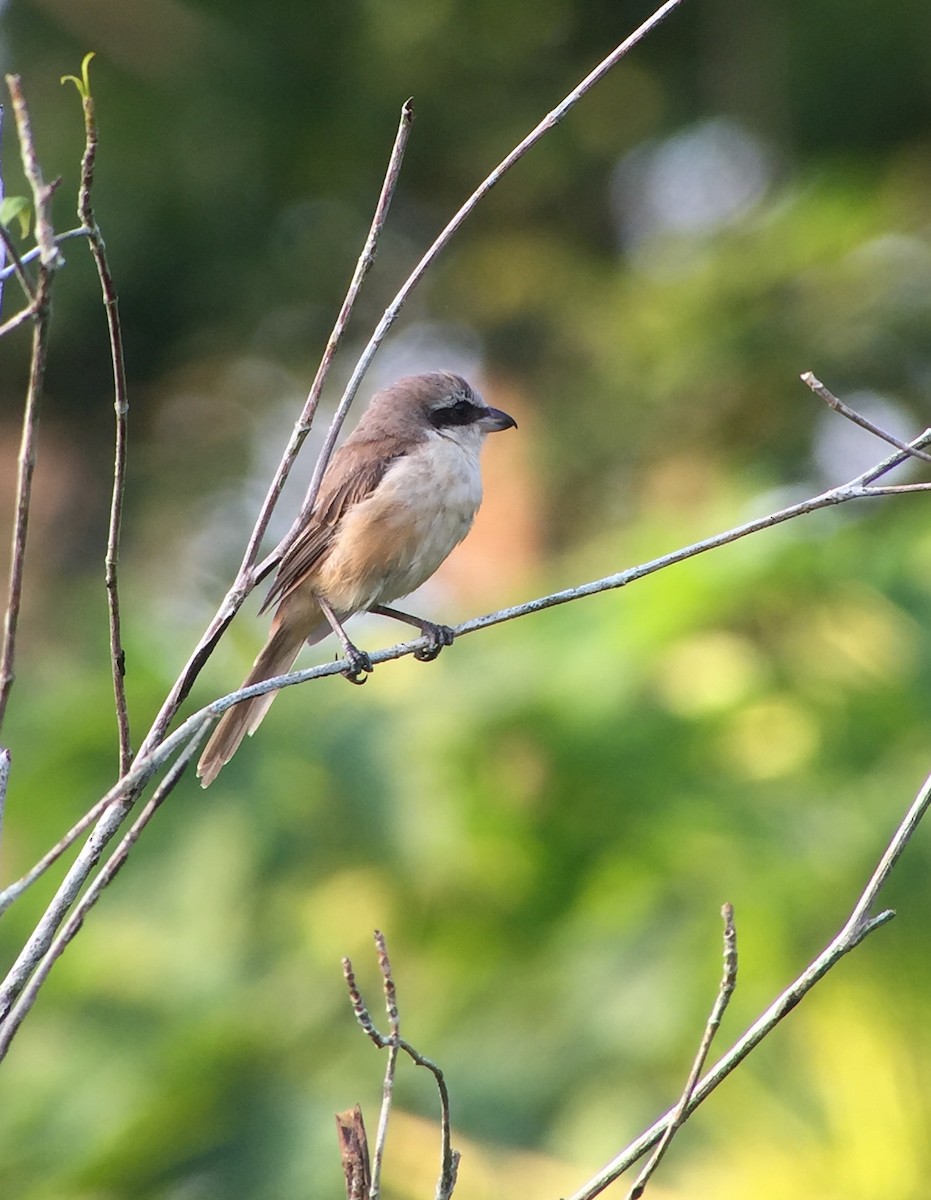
left=625, top=904, right=738, bottom=1200
left=566, top=768, right=931, bottom=1200
left=260, top=0, right=688, bottom=585
left=3, top=424, right=930, bottom=937
left=136, top=97, right=415, bottom=757
left=801, top=371, right=931, bottom=467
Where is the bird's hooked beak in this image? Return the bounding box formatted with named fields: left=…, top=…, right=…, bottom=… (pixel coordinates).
left=478, top=405, right=518, bottom=433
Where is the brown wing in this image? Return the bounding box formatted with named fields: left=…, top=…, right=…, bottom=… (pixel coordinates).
left=260, top=445, right=404, bottom=613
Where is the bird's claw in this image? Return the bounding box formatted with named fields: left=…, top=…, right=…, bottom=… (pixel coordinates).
left=341, top=646, right=373, bottom=685
left=414, top=622, right=455, bottom=663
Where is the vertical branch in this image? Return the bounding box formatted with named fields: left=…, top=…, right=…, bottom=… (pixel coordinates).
left=0, top=75, right=60, bottom=730
left=0, top=747, right=10, bottom=851
left=370, top=930, right=401, bottom=1198
left=135, top=98, right=415, bottom=754
left=63, top=55, right=133, bottom=772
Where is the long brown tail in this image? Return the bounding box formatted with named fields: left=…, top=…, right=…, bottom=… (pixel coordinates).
left=197, top=622, right=305, bottom=787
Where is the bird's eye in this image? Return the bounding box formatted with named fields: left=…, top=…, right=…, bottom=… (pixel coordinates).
left=429, top=395, right=481, bottom=429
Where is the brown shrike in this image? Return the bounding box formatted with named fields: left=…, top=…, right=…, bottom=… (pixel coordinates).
left=196, top=371, right=517, bottom=786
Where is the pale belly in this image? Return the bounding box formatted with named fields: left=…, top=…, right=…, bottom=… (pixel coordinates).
left=317, top=440, right=484, bottom=613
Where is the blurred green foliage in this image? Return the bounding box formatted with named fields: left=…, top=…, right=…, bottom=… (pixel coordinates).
left=2, top=1, right=931, bottom=1197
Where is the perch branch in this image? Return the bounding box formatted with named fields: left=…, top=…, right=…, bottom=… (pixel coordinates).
left=3, top=423, right=929, bottom=936
left=566, top=767, right=931, bottom=1200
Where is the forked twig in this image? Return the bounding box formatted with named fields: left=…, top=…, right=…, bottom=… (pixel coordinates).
left=625, top=905, right=738, bottom=1200
left=343, top=932, right=459, bottom=1199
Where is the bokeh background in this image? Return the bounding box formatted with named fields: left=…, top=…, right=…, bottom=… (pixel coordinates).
left=2, top=0, right=931, bottom=1196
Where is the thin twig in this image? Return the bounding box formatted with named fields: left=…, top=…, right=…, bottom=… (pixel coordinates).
left=5, top=77, right=60, bottom=270
left=66, top=58, right=133, bottom=772
left=0, top=76, right=59, bottom=731
left=0, top=747, right=9, bottom=852
left=566, top=767, right=931, bottom=1200
left=801, top=371, right=931, bottom=467
left=625, top=904, right=738, bottom=1200
left=0, top=790, right=113, bottom=917
left=253, top=99, right=415, bottom=574
left=136, top=99, right=415, bottom=759
left=0, top=723, right=207, bottom=1056
left=370, top=930, right=401, bottom=1199
left=0, top=305, right=37, bottom=339
left=0, top=225, right=89, bottom=283
left=261, top=0, right=688, bottom=586
left=0, top=224, right=36, bottom=304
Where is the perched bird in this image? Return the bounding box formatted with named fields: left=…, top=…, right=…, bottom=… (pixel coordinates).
left=197, top=371, right=517, bottom=786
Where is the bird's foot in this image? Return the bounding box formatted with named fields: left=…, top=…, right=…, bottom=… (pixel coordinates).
left=414, top=621, right=455, bottom=663
left=340, top=644, right=373, bottom=685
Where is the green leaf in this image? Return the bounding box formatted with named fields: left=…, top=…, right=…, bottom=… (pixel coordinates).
left=0, top=195, right=31, bottom=238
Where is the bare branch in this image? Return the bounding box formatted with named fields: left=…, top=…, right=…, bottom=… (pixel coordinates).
left=566, top=768, right=931, bottom=1200
left=255, top=98, right=415, bottom=574
left=0, top=75, right=60, bottom=731
left=801, top=371, right=931, bottom=467
left=625, top=904, right=738, bottom=1200
left=0, top=304, right=36, bottom=339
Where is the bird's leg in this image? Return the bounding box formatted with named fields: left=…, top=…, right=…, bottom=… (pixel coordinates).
left=317, top=596, right=372, bottom=685
left=370, top=604, right=456, bottom=662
